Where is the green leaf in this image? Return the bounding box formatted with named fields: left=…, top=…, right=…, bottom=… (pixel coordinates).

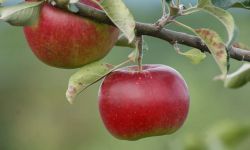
left=232, top=1, right=250, bottom=9
left=195, top=28, right=228, bottom=76
left=179, top=49, right=206, bottom=64
left=212, top=0, right=250, bottom=9
left=198, top=0, right=213, bottom=7
left=66, top=60, right=114, bottom=104
left=0, top=1, right=42, bottom=26
left=54, top=0, right=69, bottom=7
left=224, top=63, right=250, bottom=88
left=197, top=0, right=236, bottom=46
left=94, top=0, right=136, bottom=43
left=115, top=34, right=136, bottom=48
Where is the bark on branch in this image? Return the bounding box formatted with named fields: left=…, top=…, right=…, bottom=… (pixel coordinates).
left=75, top=3, right=250, bottom=62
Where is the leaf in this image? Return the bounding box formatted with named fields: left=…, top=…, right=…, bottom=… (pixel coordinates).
left=66, top=60, right=114, bottom=104
left=211, top=0, right=250, bottom=9
left=198, top=0, right=236, bottom=46
left=94, top=0, right=136, bottom=43
left=54, top=0, right=69, bottom=7
left=115, top=34, right=136, bottom=48
left=195, top=28, right=228, bottom=76
left=232, top=1, right=250, bottom=9
left=179, top=49, right=206, bottom=64
left=224, top=63, right=250, bottom=88
left=0, top=1, right=42, bottom=26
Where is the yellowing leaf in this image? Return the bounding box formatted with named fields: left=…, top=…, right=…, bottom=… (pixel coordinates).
left=179, top=49, right=206, bottom=64
left=198, top=0, right=236, bottom=46
left=195, top=28, right=228, bottom=76
left=66, top=60, right=114, bottom=104
left=94, top=0, right=136, bottom=43
left=0, top=1, right=42, bottom=26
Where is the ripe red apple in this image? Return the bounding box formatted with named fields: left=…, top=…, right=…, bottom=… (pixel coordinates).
left=24, top=0, right=119, bottom=68
left=98, top=64, right=190, bottom=140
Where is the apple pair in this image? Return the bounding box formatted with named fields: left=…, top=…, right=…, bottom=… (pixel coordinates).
left=23, top=0, right=190, bottom=140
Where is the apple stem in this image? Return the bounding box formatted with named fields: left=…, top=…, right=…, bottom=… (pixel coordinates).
left=136, top=36, right=143, bottom=72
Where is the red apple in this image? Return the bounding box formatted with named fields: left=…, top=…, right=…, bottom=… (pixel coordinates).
left=98, top=64, right=190, bottom=140
left=23, top=0, right=119, bottom=68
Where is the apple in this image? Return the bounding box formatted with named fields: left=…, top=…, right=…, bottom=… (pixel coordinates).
left=98, top=64, right=190, bottom=140
left=23, top=0, right=119, bottom=68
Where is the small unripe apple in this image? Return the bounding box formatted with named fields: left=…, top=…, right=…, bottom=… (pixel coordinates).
left=24, top=0, right=119, bottom=68
left=98, top=64, right=190, bottom=140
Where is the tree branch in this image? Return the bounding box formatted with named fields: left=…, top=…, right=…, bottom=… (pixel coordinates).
left=75, top=2, right=250, bottom=62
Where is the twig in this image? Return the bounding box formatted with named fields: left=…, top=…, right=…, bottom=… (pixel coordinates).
left=75, top=2, right=250, bottom=62
left=161, top=0, right=167, bottom=17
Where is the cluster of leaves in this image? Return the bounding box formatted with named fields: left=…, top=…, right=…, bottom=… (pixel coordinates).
left=0, top=0, right=250, bottom=103
left=164, top=0, right=250, bottom=90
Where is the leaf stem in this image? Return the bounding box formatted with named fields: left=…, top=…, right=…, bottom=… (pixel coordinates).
left=172, top=20, right=196, bottom=34
left=112, top=59, right=131, bottom=71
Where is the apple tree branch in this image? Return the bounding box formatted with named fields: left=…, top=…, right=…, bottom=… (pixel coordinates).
left=75, top=2, right=250, bottom=62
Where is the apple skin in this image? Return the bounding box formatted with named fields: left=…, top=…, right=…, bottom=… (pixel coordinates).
left=98, top=64, right=190, bottom=140
left=23, top=1, right=119, bottom=68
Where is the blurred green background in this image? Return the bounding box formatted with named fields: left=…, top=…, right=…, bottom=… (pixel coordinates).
left=1, top=0, right=250, bottom=150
